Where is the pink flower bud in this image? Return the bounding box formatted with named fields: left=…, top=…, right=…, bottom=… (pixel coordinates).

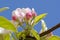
left=12, top=16, right=17, bottom=21
left=26, top=12, right=32, bottom=20
left=12, top=11, right=17, bottom=21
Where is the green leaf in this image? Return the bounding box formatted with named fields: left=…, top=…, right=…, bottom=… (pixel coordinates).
left=17, top=32, right=23, bottom=38
left=33, top=13, right=47, bottom=27
left=4, top=34, right=10, bottom=40
left=0, top=7, right=9, bottom=12
left=48, top=36, right=60, bottom=40
left=31, top=29, right=40, bottom=40
left=16, top=31, right=26, bottom=40
left=0, top=16, right=17, bottom=32
left=0, top=34, right=4, bottom=40
left=0, top=34, right=10, bottom=40
left=40, top=36, right=47, bottom=40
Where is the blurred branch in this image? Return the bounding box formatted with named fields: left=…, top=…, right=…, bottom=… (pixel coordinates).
left=0, top=7, right=9, bottom=12
left=40, top=23, right=60, bottom=37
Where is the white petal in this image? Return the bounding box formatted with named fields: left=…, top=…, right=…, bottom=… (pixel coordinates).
left=21, top=8, right=26, bottom=13
left=21, top=12, right=25, bottom=17
left=16, top=8, right=21, bottom=12
left=15, top=10, right=20, bottom=17
left=32, top=8, right=35, bottom=12
left=12, top=10, right=17, bottom=16
left=25, top=8, right=31, bottom=13
left=32, top=8, right=36, bottom=13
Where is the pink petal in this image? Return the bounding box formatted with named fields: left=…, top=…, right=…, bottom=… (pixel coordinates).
left=12, top=16, right=17, bottom=21
left=26, top=12, right=32, bottom=20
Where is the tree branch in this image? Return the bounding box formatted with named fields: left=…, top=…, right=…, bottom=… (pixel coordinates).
left=40, top=23, right=60, bottom=37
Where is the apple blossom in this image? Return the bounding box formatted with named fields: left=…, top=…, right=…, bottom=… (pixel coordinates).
left=12, top=8, right=25, bottom=22
left=12, top=8, right=37, bottom=26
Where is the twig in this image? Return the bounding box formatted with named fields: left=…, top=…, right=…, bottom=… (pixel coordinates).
left=40, top=23, right=60, bottom=37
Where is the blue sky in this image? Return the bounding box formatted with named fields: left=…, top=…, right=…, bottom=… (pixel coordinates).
left=0, top=0, right=60, bottom=36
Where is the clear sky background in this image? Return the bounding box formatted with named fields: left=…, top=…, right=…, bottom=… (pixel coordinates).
left=0, top=0, right=60, bottom=36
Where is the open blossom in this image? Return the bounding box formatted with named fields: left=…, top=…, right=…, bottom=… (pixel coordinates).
left=12, top=8, right=25, bottom=22
left=12, top=8, right=37, bottom=23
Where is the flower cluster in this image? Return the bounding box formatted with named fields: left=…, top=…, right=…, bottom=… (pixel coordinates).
left=12, top=8, right=37, bottom=26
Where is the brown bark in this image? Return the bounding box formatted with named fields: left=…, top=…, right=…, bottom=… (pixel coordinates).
left=40, top=23, right=60, bottom=37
